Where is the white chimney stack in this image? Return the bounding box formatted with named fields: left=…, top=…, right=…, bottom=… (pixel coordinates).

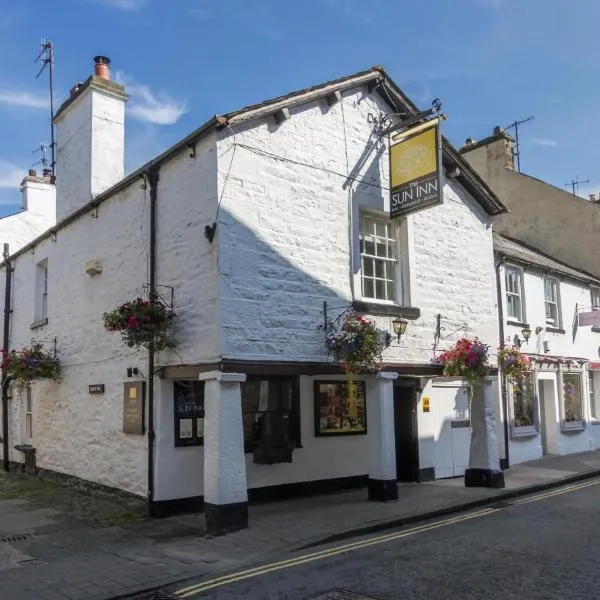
left=20, top=169, right=56, bottom=220
left=53, top=56, right=127, bottom=221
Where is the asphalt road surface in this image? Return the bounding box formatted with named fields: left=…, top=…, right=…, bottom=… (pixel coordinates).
left=168, top=478, right=600, bottom=600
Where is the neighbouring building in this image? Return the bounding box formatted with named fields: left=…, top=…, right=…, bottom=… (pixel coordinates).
left=0, top=170, right=55, bottom=255
left=460, top=128, right=600, bottom=279
left=495, top=233, right=600, bottom=465
left=0, top=58, right=509, bottom=533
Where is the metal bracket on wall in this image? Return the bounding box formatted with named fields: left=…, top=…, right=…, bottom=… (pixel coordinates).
left=142, top=283, right=174, bottom=311
left=433, top=313, right=471, bottom=354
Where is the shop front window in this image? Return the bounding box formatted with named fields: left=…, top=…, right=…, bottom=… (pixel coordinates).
left=511, top=373, right=535, bottom=428
left=563, top=373, right=583, bottom=422
left=241, top=377, right=300, bottom=453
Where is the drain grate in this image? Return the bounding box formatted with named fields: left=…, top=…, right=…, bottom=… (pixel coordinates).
left=313, top=591, right=377, bottom=600
left=0, top=533, right=34, bottom=543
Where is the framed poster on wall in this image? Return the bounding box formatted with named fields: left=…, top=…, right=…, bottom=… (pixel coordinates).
left=173, top=381, right=205, bottom=447
left=314, top=380, right=367, bottom=436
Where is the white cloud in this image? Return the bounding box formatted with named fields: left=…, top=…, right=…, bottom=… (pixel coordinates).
left=89, top=0, right=146, bottom=11
left=532, top=138, right=558, bottom=147
left=320, top=0, right=372, bottom=23
left=0, top=91, right=48, bottom=110
left=116, top=72, right=187, bottom=126
left=0, top=160, right=23, bottom=190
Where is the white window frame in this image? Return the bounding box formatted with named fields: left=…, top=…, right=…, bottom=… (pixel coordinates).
left=591, top=287, right=600, bottom=310
left=543, top=276, right=561, bottom=328
left=25, top=386, right=32, bottom=443
left=33, top=259, right=48, bottom=325
left=560, top=371, right=585, bottom=430
left=505, top=264, right=525, bottom=323
left=589, top=371, right=600, bottom=421
left=358, top=211, right=405, bottom=305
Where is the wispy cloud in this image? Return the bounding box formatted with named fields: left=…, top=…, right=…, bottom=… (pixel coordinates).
left=0, top=91, right=48, bottom=110
left=240, top=6, right=282, bottom=40
left=116, top=72, right=187, bottom=125
left=320, top=0, right=372, bottom=23
left=88, top=0, right=146, bottom=11
left=532, top=138, right=558, bottom=147
left=0, top=160, right=23, bottom=190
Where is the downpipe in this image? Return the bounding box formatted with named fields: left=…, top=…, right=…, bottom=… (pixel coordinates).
left=2, top=243, right=12, bottom=472
left=495, top=260, right=510, bottom=470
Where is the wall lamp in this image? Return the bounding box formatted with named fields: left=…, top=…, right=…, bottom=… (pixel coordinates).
left=392, top=317, right=409, bottom=342
left=521, top=326, right=532, bottom=342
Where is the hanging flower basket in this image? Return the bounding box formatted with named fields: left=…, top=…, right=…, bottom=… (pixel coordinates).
left=325, top=310, right=389, bottom=398
left=2, top=344, right=60, bottom=388
left=437, top=337, right=490, bottom=383
left=103, top=297, right=175, bottom=351
left=498, top=345, right=531, bottom=381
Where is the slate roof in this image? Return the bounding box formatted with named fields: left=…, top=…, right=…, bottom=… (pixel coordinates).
left=494, top=232, right=600, bottom=286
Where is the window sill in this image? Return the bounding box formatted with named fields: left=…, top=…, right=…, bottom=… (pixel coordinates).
left=592, top=327, right=600, bottom=334
left=510, top=425, right=538, bottom=439
left=546, top=326, right=566, bottom=334
left=560, top=420, right=586, bottom=432
left=30, top=318, right=48, bottom=330
left=506, top=320, right=530, bottom=329
left=352, top=300, right=421, bottom=320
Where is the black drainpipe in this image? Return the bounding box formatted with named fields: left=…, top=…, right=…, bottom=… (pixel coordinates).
left=2, top=244, right=13, bottom=472
left=147, top=166, right=160, bottom=516
left=496, top=258, right=510, bottom=470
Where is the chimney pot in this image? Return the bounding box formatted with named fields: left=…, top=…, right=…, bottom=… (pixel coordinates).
left=590, top=194, right=596, bottom=202
left=493, top=126, right=504, bottom=135
left=28, top=169, right=36, bottom=177
left=94, top=55, right=111, bottom=80
left=465, top=137, right=476, bottom=146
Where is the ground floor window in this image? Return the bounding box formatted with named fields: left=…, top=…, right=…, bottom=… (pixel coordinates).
left=314, top=380, right=367, bottom=435
left=173, top=381, right=204, bottom=447
left=510, top=372, right=535, bottom=428
left=562, top=373, right=583, bottom=422
left=590, top=372, right=599, bottom=419
left=241, top=377, right=301, bottom=453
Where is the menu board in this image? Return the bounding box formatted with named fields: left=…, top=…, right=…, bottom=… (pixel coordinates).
left=174, top=381, right=205, bottom=447
left=314, top=381, right=367, bottom=436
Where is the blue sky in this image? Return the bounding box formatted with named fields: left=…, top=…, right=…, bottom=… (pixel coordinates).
left=0, top=0, right=599, bottom=215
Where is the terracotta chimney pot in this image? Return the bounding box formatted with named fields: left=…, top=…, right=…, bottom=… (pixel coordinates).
left=94, top=56, right=111, bottom=80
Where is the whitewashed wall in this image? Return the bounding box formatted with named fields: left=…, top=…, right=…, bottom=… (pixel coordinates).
left=0, top=137, right=219, bottom=496
left=216, top=87, right=499, bottom=366
left=499, top=263, right=599, bottom=464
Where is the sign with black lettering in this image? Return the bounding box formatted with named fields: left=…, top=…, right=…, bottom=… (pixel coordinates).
left=389, top=122, right=442, bottom=219
left=89, top=384, right=105, bottom=394
left=174, top=381, right=205, bottom=447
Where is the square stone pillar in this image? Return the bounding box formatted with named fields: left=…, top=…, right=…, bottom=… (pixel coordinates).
left=199, top=371, right=249, bottom=534
left=366, top=372, right=399, bottom=502
left=465, top=376, right=505, bottom=488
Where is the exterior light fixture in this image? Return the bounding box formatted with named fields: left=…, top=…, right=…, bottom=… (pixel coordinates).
left=392, top=317, right=409, bottom=342
left=521, top=326, right=532, bottom=343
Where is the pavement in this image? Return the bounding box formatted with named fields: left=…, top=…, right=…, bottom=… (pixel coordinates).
left=175, top=473, right=600, bottom=599
left=0, top=450, right=600, bottom=600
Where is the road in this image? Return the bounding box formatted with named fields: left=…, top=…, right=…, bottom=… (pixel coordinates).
left=166, top=478, right=600, bottom=600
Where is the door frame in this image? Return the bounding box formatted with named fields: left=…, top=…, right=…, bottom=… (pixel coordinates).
left=393, top=378, right=421, bottom=482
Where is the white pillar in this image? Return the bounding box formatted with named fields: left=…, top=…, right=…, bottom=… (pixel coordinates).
left=366, top=372, right=399, bottom=501
left=199, top=371, right=248, bottom=534
left=465, top=376, right=505, bottom=488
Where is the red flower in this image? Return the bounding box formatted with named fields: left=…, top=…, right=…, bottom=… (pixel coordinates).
left=127, top=315, right=139, bottom=329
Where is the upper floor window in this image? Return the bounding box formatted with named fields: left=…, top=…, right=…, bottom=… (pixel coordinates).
left=359, top=214, right=398, bottom=303
left=34, top=260, right=48, bottom=324
left=544, top=277, right=560, bottom=327
left=505, top=266, right=524, bottom=322
left=591, top=287, right=600, bottom=310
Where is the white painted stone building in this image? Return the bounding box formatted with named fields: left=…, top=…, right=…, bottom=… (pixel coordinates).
left=0, top=171, right=55, bottom=255
left=0, top=58, right=508, bottom=532
left=495, top=233, right=600, bottom=465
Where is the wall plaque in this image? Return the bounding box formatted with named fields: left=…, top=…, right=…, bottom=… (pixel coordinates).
left=123, top=381, right=145, bottom=435
left=89, top=384, right=105, bottom=394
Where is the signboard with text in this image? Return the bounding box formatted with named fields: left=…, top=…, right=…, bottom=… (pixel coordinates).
left=578, top=310, right=600, bottom=327
left=389, top=122, right=442, bottom=219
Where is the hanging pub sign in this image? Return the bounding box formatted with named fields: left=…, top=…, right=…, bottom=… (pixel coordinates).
left=578, top=310, right=600, bottom=327
left=389, top=119, right=443, bottom=219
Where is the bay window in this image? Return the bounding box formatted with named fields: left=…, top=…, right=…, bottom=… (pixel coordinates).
left=562, top=373, right=583, bottom=423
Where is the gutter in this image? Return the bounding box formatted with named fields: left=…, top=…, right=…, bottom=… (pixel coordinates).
left=495, top=258, right=510, bottom=470
left=2, top=244, right=12, bottom=471
left=146, top=166, right=160, bottom=516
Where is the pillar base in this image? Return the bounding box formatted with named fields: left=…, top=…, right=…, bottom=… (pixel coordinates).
left=368, top=478, right=398, bottom=502
left=464, top=468, right=505, bottom=489
left=205, top=501, right=248, bottom=535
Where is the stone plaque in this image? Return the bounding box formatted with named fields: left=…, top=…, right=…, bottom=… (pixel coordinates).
left=123, top=381, right=145, bottom=435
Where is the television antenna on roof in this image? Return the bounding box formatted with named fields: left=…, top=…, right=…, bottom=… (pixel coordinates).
left=565, top=176, right=589, bottom=196
left=505, top=115, right=534, bottom=173
left=34, top=39, right=56, bottom=179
